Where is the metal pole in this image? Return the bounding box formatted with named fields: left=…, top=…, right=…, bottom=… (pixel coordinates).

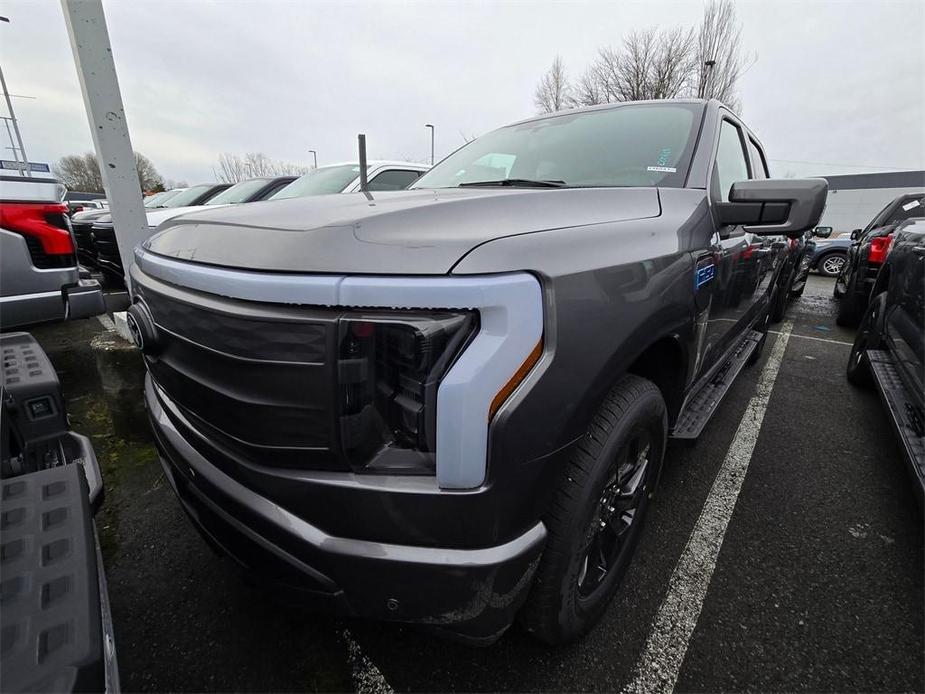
left=61, top=0, right=148, bottom=294
left=309, top=149, right=317, bottom=169
left=0, top=64, right=30, bottom=176
left=425, top=124, right=435, bottom=165
left=357, top=134, right=368, bottom=192
left=2, top=118, right=21, bottom=169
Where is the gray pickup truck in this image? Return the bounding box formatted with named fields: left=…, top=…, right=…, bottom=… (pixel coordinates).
left=0, top=175, right=105, bottom=329
left=130, top=99, right=826, bottom=644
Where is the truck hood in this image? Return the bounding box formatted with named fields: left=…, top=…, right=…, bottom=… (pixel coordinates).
left=143, top=187, right=661, bottom=275
left=145, top=204, right=228, bottom=227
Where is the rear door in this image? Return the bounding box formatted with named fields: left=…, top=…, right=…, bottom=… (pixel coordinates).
left=886, top=222, right=925, bottom=405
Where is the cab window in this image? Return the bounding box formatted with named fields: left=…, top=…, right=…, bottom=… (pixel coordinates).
left=367, top=169, right=423, bottom=192
left=747, top=139, right=769, bottom=179
left=713, top=120, right=750, bottom=201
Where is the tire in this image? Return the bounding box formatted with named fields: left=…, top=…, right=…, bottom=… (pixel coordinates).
left=835, top=270, right=865, bottom=328
left=769, top=275, right=789, bottom=324
left=519, top=374, right=667, bottom=644
left=817, top=252, right=847, bottom=278
left=847, top=292, right=886, bottom=388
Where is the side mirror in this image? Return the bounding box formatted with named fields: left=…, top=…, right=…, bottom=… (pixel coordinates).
left=813, top=226, right=833, bottom=238
left=715, top=178, right=828, bottom=236
left=850, top=228, right=861, bottom=241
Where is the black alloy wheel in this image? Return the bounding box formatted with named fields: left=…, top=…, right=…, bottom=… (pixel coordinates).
left=577, top=428, right=652, bottom=598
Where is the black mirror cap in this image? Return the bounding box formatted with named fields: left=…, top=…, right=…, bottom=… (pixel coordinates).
left=729, top=178, right=828, bottom=236
left=813, top=226, right=834, bottom=238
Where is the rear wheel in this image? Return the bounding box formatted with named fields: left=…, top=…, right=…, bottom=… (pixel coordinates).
left=818, top=252, right=847, bottom=278
left=847, top=293, right=886, bottom=388
left=519, top=374, right=667, bottom=644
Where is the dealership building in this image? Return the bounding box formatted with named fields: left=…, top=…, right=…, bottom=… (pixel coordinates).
left=815, top=170, right=925, bottom=234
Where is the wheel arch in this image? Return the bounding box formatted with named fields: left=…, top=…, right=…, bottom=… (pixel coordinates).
left=626, top=334, right=688, bottom=426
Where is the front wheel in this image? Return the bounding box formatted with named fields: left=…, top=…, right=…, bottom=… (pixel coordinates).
left=519, top=374, right=667, bottom=644
left=847, top=293, right=886, bottom=387
left=818, top=252, right=847, bottom=278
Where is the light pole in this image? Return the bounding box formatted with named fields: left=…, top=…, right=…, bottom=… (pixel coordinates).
left=0, top=15, right=31, bottom=177
left=425, top=124, right=434, bottom=166
left=308, top=149, right=317, bottom=169
left=700, top=59, right=716, bottom=99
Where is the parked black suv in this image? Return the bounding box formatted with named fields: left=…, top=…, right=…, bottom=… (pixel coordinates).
left=131, top=100, right=826, bottom=644
left=835, top=193, right=924, bottom=326
left=847, top=219, right=924, bottom=503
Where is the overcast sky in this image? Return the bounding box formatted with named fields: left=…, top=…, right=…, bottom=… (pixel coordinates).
left=2, top=0, right=923, bottom=183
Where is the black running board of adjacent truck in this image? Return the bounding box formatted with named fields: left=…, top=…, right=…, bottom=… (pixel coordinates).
left=867, top=349, right=925, bottom=494
left=670, top=330, right=764, bottom=440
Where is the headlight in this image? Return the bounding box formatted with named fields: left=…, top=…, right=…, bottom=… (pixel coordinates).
left=337, top=310, right=478, bottom=474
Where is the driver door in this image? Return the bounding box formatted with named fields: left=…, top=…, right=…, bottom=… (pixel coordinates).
left=698, top=118, right=768, bottom=374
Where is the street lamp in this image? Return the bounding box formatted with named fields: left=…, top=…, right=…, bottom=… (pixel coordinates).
left=308, top=149, right=317, bottom=169
left=425, top=124, right=434, bottom=166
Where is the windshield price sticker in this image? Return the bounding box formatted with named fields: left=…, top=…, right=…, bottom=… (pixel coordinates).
left=902, top=199, right=921, bottom=211
left=647, top=166, right=677, bottom=173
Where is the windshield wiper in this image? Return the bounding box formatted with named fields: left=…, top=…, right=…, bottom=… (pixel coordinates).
left=458, top=178, right=567, bottom=188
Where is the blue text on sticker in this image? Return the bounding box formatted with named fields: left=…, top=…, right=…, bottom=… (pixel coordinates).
left=695, top=263, right=715, bottom=289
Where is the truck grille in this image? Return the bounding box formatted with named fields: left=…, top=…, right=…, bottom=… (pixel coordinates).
left=135, top=273, right=345, bottom=470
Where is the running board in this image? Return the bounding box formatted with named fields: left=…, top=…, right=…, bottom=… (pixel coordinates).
left=867, top=350, right=925, bottom=489
left=670, top=330, right=764, bottom=440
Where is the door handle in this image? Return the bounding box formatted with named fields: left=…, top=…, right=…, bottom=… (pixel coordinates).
left=913, top=246, right=925, bottom=257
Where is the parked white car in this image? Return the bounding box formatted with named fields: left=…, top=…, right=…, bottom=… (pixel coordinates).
left=269, top=161, right=429, bottom=199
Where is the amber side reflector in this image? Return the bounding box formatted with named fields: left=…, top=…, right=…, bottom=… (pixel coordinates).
left=488, top=340, right=543, bottom=421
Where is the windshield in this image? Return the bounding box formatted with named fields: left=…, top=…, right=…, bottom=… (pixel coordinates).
left=144, top=191, right=169, bottom=207
left=206, top=179, right=269, bottom=205
left=412, top=103, right=702, bottom=190
left=270, top=165, right=360, bottom=199
left=161, top=185, right=214, bottom=208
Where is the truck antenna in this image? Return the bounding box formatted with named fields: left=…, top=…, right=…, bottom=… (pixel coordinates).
left=357, top=133, right=369, bottom=194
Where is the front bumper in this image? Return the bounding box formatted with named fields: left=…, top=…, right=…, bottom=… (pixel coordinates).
left=146, top=375, right=546, bottom=643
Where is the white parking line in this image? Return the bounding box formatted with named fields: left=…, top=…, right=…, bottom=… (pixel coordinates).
left=97, top=313, right=116, bottom=332
left=768, top=330, right=851, bottom=347
left=342, top=627, right=394, bottom=694
left=623, top=321, right=794, bottom=694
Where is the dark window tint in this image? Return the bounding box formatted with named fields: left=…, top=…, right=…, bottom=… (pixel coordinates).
left=866, top=196, right=925, bottom=231
left=747, top=139, right=769, bottom=179
left=713, top=120, right=749, bottom=201
left=887, top=197, right=924, bottom=224
left=367, top=169, right=423, bottom=191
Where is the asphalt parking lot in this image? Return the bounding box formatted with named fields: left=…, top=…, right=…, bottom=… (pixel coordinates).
left=29, top=273, right=923, bottom=693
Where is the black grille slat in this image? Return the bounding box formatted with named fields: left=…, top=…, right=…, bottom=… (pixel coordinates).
left=137, top=278, right=343, bottom=470
left=144, top=290, right=327, bottom=363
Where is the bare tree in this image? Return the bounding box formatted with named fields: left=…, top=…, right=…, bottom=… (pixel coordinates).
left=695, top=0, right=751, bottom=111
left=214, top=152, right=309, bottom=183
left=54, top=151, right=163, bottom=193
left=534, top=56, right=572, bottom=113
left=532, top=0, right=750, bottom=111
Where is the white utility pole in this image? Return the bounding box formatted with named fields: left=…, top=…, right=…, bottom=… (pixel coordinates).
left=61, top=0, right=147, bottom=292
